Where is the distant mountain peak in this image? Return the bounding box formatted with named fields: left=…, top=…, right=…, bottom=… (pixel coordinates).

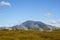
left=12, top=20, right=55, bottom=31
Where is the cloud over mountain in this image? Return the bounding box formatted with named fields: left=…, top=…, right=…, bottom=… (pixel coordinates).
left=51, top=19, right=60, bottom=24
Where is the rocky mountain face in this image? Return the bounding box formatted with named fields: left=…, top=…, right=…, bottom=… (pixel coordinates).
left=12, top=20, right=55, bottom=31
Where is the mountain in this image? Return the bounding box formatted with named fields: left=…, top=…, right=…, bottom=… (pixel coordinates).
left=12, top=20, right=55, bottom=31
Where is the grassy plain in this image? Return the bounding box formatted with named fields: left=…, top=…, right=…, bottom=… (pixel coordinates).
left=0, top=30, right=60, bottom=40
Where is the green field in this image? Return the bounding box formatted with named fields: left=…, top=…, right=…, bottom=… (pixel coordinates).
left=0, top=30, right=60, bottom=40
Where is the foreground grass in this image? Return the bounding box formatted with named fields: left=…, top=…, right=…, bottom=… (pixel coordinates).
left=0, top=30, right=60, bottom=40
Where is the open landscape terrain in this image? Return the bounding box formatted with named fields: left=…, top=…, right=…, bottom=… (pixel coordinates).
left=0, top=30, right=60, bottom=40
left=0, top=0, right=60, bottom=40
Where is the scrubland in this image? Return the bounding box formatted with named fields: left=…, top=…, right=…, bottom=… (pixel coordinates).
left=0, top=30, right=60, bottom=40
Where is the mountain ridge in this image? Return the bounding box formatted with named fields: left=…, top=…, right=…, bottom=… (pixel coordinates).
left=12, top=20, right=56, bottom=31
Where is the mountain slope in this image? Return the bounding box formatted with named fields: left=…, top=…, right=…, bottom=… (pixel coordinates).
left=12, top=20, right=55, bottom=31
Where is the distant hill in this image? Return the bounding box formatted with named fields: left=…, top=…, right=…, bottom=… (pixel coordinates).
left=12, top=20, right=56, bottom=31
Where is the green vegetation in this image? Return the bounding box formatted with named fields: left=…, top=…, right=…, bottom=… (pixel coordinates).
left=0, top=30, right=60, bottom=40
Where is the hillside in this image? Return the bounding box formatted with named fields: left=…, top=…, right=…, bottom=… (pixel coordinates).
left=12, top=20, right=56, bottom=30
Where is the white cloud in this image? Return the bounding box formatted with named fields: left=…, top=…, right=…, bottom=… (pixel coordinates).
left=51, top=19, right=60, bottom=24
left=51, top=21, right=57, bottom=24
left=0, top=24, right=14, bottom=27
left=44, top=13, right=51, bottom=17
left=56, top=19, right=60, bottom=24
left=0, top=1, right=11, bottom=7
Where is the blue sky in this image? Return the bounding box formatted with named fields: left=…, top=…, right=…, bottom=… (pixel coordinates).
left=0, top=0, right=60, bottom=27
